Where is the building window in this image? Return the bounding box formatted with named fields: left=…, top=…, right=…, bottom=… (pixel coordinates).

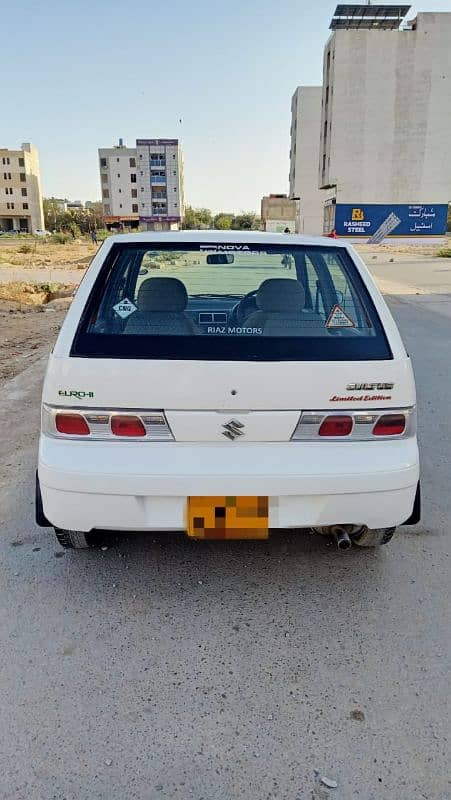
left=20, top=173, right=26, bottom=182
left=102, top=189, right=109, bottom=198
left=173, top=171, right=176, bottom=176
left=104, top=204, right=111, bottom=214
left=11, top=202, right=14, bottom=209
left=3, top=173, right=6, bottom=179
left=130, top=174, right=136, bottom=183
left=21, top=188, right=27, bottom=196
left=100, top=158, right=107, bottom=167
left=117, top=173, right=120, bottom=178
left=131, top=188, right=137, bottom=198
left=129, top=158, right=136, bottom=167
left=19, top=158, right=24, bottom=167
left=116, top=158, right=120, bottom=162
left=119, top=203, right=122, bottom=209
left=4, top=188, right=8, bottom=195
left=174, top=187, right=177, bottom=192
left=118, top=188, right=122, bottom=193
left=132, top=204, right=138, bottom=213
left=322, top=154, right=326, bottom=174
left=6, top=202, right=9, bottom=209
left=101, top=173, right=108, bottom=183
left=141, top=187, right=144, bottom=192
left=23, top=203, right=29, bottom=210
left=324, top=121, right=327, bottom=141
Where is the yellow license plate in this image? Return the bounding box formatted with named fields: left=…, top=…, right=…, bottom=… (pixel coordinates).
left=187, top=496, right=269, bottom=540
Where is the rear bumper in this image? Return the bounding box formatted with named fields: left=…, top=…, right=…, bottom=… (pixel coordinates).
left=38, top=437, right=419, bottom=533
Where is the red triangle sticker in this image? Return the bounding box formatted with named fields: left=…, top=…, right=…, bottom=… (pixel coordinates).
left=326, top=304, right=356, bottom=329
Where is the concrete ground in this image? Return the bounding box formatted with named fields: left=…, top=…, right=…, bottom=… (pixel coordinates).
left=0, top=257, right=450, bottom=800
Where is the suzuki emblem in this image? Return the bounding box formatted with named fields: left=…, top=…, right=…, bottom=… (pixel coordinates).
left=222, top=419, right=245, bottom=441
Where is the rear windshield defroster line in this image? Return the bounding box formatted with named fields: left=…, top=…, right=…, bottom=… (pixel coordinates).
left=70, top=242, right=393, bottom=362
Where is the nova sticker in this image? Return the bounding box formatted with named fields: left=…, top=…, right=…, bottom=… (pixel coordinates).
left=58, top=390, right=95, bottom=399
left=199, top=244, right=250, bottom=251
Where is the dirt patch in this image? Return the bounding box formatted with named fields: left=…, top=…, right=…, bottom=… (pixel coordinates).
left=0, top=238, right=97, bottom=270
left=0, top=282, right=75, bottom=306
left=0, top=300, right=67, bottom=386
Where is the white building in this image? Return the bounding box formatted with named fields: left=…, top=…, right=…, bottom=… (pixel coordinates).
left=289, top=87, right=325, bottom=234
left=0, top=142, right=44, bottom=233
left=98, top=138, right=185, bottom=230
left=290, top=6, right=451, bottom=239
left=98, top=140, right=139, bottom=228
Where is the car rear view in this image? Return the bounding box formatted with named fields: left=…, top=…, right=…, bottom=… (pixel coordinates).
left=37, top=232, right=419, bottom=550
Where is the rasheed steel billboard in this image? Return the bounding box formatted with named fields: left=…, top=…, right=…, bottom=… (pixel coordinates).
left=334, top=204, right=448, bottom=237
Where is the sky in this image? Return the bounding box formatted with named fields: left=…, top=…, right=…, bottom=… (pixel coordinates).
left=3, top=0, right=450, bottom=213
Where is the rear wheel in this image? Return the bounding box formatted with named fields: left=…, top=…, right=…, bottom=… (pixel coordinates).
left=352, top=527, right=396, bottom=547
left=54, top=528, right=100, bottom=549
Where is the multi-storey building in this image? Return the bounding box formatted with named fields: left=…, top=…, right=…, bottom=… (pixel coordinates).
left=290, top=6, right=451, bottom=239
left=0, top=143, right=44, bottom=233
left=98, top=140, right=139, bottom=228
left=136, top=139, right=184, bottom=230
left=289, top=87, right=324, bottom=234
left=98, top=138, right=184, bottom=230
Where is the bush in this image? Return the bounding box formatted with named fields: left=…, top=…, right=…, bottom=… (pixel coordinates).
left=50, top=232, right=71, bottom=245
left=18, top=244, right=32, bottom=253
left=437, top=248, right=451, bottom=258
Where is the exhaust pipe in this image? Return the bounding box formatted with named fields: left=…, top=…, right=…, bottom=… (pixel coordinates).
left=332, top=526, right=352, bottom=551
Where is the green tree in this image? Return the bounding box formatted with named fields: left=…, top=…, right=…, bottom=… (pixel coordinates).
left=213, top=213, right=234, bottom=230
left=231, top=213, right=260, bottom=231
left=183, top=206, right=213, bottom=229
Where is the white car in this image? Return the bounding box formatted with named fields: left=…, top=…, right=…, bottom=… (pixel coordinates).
left=36, top=231, right=420, bottom=551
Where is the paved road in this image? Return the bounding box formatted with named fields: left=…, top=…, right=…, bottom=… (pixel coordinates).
left=1, top=289, right=450, bottom=799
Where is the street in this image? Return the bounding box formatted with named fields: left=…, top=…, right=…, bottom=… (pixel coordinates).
left=0, top=261, right=450, bottom=800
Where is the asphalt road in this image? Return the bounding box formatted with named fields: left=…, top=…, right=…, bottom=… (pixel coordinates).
left=1, top=284, right=450, bottom=799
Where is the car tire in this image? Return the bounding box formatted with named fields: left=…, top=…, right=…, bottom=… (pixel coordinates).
left=352, top=527, right=396, bottom=547
left=54, top=528, right=99, bottom=549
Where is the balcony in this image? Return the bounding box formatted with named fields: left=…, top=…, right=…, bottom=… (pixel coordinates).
left=150, top=159, right=166, bottom=167
left=151, top=175, right=166, bottom=185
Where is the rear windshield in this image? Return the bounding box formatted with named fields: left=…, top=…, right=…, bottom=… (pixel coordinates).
left=71, top=242, right=392, bottom=361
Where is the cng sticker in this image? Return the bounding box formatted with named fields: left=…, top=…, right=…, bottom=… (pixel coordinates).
left=113, top=298, right=137, bottom=319
left=326, top=304, right=355, bottom=329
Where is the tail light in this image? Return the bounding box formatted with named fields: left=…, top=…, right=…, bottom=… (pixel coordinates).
left=55, top=412, right=90, bottom=436
left=319, top=415, right=353, bottom=437
left=373, top=413, right=406, bottom=436
left=292, top=408, right=414, bottom=441
left=111, top=415, right=146, bottom=437
left=42, top=405, right=174, bottom=441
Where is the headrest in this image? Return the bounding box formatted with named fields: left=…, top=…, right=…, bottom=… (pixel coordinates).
left=256, top=279, right=305, bottom=313
left=137, top=277, right=188, bottom=312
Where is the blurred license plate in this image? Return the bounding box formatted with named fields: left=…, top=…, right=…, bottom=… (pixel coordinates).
left=187, top=496, right=269, bottom=540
